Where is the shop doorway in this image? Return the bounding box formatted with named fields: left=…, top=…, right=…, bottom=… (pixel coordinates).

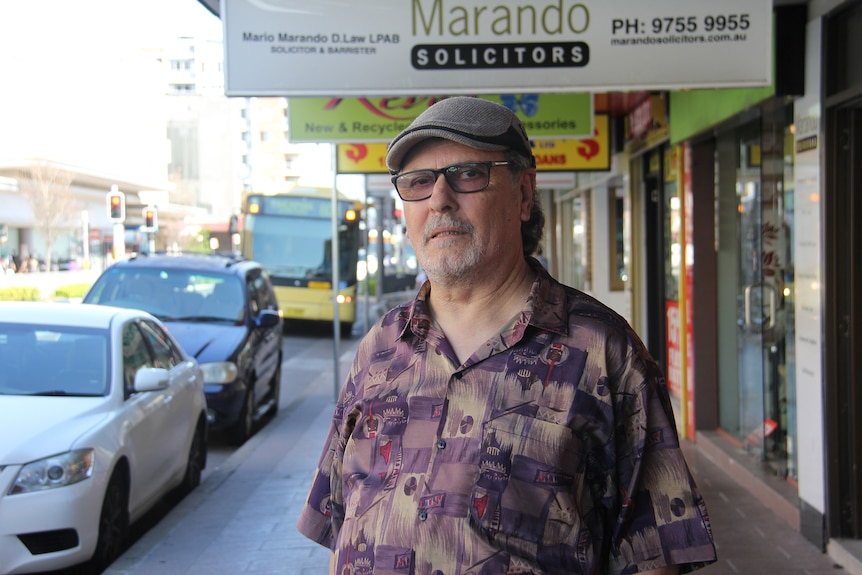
left=716, top=105, right=797, bottom=480
left=824, top=0, right=862, bottom=538
left=825, top=98, right=862, bottom=537
left=643, top=149, right=667, bottom=371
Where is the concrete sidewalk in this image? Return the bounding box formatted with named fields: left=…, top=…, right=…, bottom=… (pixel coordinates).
left=104, top=334, right=847, bottom=575
left=104, top=335, right=352, bottom=575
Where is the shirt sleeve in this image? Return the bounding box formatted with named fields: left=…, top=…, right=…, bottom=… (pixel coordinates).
left=296, top=307, right=410, bottom=550
left=606, top=327, right=717, bottom=573
left=296, top=362, right=356, bottom=549
left=296, top=404, right=343, bottom=549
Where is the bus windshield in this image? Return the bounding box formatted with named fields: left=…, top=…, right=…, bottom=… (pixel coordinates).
left=247, top=215, right=358, bottom=283
left=240, top=190, right=362, bottom=334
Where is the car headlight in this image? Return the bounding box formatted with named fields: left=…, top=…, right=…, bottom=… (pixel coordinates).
left=199, top=361, right=239, bottom=384
left=10, top=449, right=95, bottom=495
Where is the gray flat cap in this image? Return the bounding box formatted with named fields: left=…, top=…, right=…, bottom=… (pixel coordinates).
left=385, top=97, right=535, bottom=173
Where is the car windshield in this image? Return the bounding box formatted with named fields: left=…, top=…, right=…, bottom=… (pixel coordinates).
left=0, top=325, right=109, bottom=396
left=85, top=267, right=246, bottom=324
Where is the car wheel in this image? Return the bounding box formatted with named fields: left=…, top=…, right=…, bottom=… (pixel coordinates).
left=228, top=387, right=255, bottom=446
left=84, top=471, right=129, bottom=574
left=177, top=421, right=206, bottom=496
left=268, top=360, right=281, bottom=418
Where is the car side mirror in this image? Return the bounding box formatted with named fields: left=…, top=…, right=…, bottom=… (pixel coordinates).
left=134, top=367, right=170, bottom=392
left=256, top=309, right=281, bottom=329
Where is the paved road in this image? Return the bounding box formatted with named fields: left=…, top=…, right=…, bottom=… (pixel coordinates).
left=203, top=322, right=352, bottom=482
left=101, top=329, right=355, bottom=575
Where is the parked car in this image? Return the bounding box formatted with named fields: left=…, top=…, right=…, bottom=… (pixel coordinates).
left=0, top=302, right=208, bottom=575
left=83, top=252, right=283, bottom=445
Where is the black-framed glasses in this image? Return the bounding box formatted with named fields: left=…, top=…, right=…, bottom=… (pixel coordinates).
left=391, top=161, right=510, bottom=202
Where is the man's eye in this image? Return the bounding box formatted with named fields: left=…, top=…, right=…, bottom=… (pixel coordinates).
left=409, top=174, right=435, bottom=187
left=455, top=166, right=483, bottom=179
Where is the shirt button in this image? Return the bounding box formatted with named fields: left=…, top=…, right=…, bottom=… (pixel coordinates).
left=436, top=439, right=446, bottom=450
left=419, top=510, right=428, bottom=521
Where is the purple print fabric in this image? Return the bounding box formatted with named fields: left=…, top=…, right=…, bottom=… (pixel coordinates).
left=298, top=261, right=717, bottom=574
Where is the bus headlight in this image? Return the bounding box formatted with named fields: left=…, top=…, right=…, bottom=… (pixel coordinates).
left=199, top=362, right=239, bottom=384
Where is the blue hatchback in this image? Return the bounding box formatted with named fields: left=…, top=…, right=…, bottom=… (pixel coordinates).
left=84, top=252, right=283, bottom=445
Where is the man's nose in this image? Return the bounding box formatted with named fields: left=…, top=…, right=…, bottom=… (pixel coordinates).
left=426, top=173, right=457, bottom=211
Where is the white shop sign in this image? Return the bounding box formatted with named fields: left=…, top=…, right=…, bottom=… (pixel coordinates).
left=222, top=0, right=773, bottom=97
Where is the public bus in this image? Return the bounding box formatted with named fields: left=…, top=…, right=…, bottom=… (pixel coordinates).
left=239, top=187, right=362, bottom=336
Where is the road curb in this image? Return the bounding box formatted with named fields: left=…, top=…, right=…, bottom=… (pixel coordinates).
left=103, top=337, right=360, bottom=574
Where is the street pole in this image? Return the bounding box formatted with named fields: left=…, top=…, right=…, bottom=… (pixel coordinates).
left=330, top=146, right=341, bottom=402
left=112, top=223, right=125, bottom=262
left=363, top=182, right=370, bottom=335
left=81, top=210, right=90, bottom=269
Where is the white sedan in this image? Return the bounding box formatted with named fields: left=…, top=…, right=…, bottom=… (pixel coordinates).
left=0, top=302, right=208, bottom=575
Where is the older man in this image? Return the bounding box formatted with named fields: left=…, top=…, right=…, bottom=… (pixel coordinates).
left=298, top=97, right=716, bottom=574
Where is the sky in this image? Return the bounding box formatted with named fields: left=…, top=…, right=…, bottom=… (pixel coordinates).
left=1, top=0, right=223, bottom=59
left=127, top=0, right=224, bottom=44
left=0, top=1, right=220, bottom=183
left=0, top=0, right=356, bottom=191
left=0, top=0, right=362, bottom=195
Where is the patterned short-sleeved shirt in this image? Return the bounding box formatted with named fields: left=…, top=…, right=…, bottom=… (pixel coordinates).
left=297, top=263, right=717, bottom=574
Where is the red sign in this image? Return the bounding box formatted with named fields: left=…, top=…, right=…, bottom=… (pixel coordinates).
left=683, top=143, right=695, bottom=439
left=628, top=97, right=653, bottom=139
left=665, top=300, right=681, bottom=397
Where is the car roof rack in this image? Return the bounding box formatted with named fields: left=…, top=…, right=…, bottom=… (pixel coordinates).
left=127, top=251, right=249, bottom=266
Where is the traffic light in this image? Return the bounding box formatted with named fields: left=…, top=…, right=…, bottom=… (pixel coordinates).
left=143, top=207, right=158, bottom=231
left=107, top=187, right=125, bottom=222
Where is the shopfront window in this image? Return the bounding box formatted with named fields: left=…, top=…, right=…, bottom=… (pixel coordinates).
left=715, top=104, right=797, bottom=480
left=663, top=146, right=682, bottom=399
left=608, top=186, right=628, bottom=291
left=664, top=148, right=681, bottom=304
left=570, top=192, right=590, bottom=291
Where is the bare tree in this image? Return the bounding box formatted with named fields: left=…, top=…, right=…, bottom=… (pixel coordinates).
left=18, top=159, right=79, bottom=270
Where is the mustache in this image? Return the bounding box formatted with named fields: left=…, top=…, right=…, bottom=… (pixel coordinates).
left=421, top=216, right=474, bottom=242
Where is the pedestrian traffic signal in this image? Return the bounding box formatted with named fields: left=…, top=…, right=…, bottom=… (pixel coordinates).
left=107, top=188, right=125, bottom=222
left=143, top=207, right=157, bottom=231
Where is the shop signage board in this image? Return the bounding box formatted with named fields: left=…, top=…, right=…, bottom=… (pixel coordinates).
left=289, top=93, right=593, bottom=143
left=336, top=113, right=610, bottom=173
left=223, top=0, right=772, bottom=96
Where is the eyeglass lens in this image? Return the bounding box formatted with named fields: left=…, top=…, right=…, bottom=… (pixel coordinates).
left=394, top=162, right=497, bottom=201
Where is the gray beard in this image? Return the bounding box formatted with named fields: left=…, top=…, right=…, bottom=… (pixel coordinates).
left=424, top=241, right=485, bottom=284
left=417, top=216, right=485, bottom=284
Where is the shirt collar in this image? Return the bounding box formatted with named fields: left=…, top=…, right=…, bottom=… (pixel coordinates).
left=400, top=258, right=569, bottom=343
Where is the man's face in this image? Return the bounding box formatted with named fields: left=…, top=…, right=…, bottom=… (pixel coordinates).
left=400, top=139, right=534, bottom=285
